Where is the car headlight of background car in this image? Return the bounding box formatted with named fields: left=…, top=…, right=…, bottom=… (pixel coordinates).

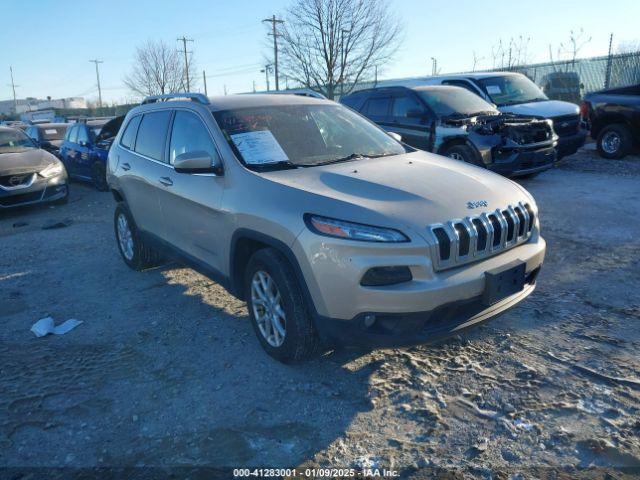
left=39, top=161, right=64, bottom=178
left=305, top=214, right=409, bottom=242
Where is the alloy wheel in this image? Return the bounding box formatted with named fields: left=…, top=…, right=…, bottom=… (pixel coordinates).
left=116, top=213, right=134, bottom=261
left=601, top=131, right=621, bottom=155
left=251, top=270, right=286, bottom=347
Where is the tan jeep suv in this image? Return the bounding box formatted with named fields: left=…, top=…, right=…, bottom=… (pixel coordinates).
left=107, top=93, right=545, bottom=363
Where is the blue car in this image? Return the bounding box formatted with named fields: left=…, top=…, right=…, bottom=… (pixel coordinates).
left=59, top=116, right=124, bottom=191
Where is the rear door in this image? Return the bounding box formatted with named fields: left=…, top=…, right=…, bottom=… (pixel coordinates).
left=158, top=109, right=226, bottom=271
left=361, top=95, right=393, bottom=129
left=117, top=111, right=172, bottom=239
left=389, top=92, right=432, bottom=150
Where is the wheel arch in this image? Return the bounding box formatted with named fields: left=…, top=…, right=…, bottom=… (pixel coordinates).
left=436, top=137, right=483, bottom=164
left=591, top=114, right=632, bottom=138
left=229, top=229, right=317, bottom=315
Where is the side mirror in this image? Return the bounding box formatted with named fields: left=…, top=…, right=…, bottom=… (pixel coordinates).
left=174, top=151, right=222, bottom=174
left=387, top=131, right=402, bottom=142
left=406, top=108, right=426, bottom=119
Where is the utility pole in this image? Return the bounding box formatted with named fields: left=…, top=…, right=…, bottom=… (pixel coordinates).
left=261, top=64, right=272, bottom=91
left=252, top=80, right=256, bottom=93
left=430, top=57, right=437, bottom=76
left=177, top=36, right=194, bottom=91
left=262, top=15, right=284, bottom=91
left=203, top=70, right=208, bottom=96
left=9, top=66, right=18, bottom=114
left=374, top=65, right=378, bottom=87
left=604, top=33, right=614, bottom=89
left=89, top=59, right=103, bottom=108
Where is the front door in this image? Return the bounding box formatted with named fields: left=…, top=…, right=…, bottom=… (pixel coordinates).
left=157, top=109, right=226, bottom=272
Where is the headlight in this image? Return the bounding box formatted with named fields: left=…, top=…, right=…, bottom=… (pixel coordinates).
left=39, top=161, right=64, bottom=178
left=305, top=214, right=409, bottom=243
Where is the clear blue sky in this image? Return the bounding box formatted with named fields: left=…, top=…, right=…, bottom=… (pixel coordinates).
left=2, top=0, right=638, bottom=103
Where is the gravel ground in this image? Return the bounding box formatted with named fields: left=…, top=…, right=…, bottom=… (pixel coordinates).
left=1, top=148, right=639, bottom=479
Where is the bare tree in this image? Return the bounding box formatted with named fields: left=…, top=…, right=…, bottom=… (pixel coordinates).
left=124, top=40, right=197, bottom=97
left=559, top=28, right=592, bottom=64
left=278, top=0, right=402, bottom=99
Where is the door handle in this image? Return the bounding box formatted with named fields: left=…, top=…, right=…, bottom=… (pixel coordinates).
left=121, top=162, right=131, bottom=171
left=159, top=177, right=173, bottom=187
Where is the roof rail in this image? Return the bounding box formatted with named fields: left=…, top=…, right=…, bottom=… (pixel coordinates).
left=141, top=93, right=210, bottom=105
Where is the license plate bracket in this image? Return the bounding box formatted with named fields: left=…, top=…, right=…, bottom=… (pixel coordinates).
left=483, top=260, right=526, bottom=306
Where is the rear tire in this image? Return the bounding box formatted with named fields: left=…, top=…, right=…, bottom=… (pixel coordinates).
left=92, top=162, right=109, bottom=191
left=597, top=123, right=632, bottom=159
left=443, top=144, right=482, bottom=166
left=244, top=248, right=319, bottom=363
left=114, top=203, right=163, bottom=271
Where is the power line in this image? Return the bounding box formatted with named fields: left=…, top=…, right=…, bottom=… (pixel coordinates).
left=262, top=15, right=284, bottom=91
left=89, top=59, right=104, bottom=108
left=177, top=36, right=194, bottom=91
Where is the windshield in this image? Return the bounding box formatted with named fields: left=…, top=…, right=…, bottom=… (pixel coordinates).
left=416, top=88, right=497, bottom=117
left=0, top=129, right=36, bottom=153
left=213, top=104, right=407, bottom=168
left=40, top=126, right=67, bottom=141
left=477, top=75, right=547, bottom=106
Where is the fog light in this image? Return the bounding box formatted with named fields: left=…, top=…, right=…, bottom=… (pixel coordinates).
left=364, top=314, right=376, bottom=327
left=360, top=266, right=412, bottom=286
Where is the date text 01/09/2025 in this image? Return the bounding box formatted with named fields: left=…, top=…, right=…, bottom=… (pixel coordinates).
left=233, top=467, right=400, bottom=477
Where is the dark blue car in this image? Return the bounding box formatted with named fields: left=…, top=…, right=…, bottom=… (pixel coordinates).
left=59, top=116, right=124, bottom=190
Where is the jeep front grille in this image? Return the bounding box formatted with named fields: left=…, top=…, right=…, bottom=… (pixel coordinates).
left=429, top=202, right=535, bottom=271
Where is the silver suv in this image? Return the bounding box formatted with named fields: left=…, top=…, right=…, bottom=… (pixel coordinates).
left=107, top=93, right=545, bottom=363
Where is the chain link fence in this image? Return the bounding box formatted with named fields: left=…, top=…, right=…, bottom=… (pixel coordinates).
left=348, top=52, right=640, bottom=104
left=476, top=52, right=640, bottom=104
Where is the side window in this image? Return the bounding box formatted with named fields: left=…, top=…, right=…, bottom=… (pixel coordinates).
left=169, top=111, right=220, bottom=165
left=391, top=95, right=425, bottom=119
left=134, top=111, right=172, bottom=162
left=26, top=127, right=36, bottom=140
left=77, top=126, right=89, bottom=145
left=120, top=115, right=142, bottom=150
left=68, top=126, right=78, bottom=143
left=364, top=97, right=391, bottom=117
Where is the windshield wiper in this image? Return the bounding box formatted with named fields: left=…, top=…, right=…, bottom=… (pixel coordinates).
left=301, top=152, right=392, bottom=167
left=247, top=160, right=299, bottom=171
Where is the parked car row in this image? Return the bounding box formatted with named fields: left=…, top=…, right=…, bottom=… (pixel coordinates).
left=1, top=78, right=635, bottom=362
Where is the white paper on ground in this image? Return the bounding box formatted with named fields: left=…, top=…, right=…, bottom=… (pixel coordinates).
left=230, top=130, right=289, bottom=165
left=31, top=316, right=83, bottom=337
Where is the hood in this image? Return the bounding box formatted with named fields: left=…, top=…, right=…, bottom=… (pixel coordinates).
left=499, top=100, right=579, bottom=118
left=0, top=148, right=59, bottom=176
left=261, top=151, right=533, bottom=237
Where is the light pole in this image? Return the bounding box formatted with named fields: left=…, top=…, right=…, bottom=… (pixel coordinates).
left=261, top=64, right=272, bottom=91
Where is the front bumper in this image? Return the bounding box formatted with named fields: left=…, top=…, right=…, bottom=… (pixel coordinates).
left=489, top=144, right=557, bottom=177
left=293, top=227, right=546, bottom=346
left=556, top=129, right=587, bottom=158
left=316, top=270, right=539, bottom=348
left=0, top=174, right=68, bottom=209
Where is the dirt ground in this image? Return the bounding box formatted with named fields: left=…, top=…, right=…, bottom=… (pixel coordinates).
left=1, top=146, right=639, bottom=479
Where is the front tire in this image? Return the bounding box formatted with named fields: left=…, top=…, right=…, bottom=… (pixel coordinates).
left=597, top=124, right=632, bottom=159
left=114, top=203, right=163, bottom=271
left=245, top=248, right=319, bottom=363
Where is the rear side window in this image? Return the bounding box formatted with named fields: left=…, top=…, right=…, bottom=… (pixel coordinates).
left=364, top=97, right=391, bottom=117
left=169, top=111, right=220, bottom=165
left=120, top=115, right=142, bottom=150
left=134, top=111, right=172, bottom=162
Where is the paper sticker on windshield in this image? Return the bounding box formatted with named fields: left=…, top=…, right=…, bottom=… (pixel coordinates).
left=230, top=130, right=289, bottom=165
left=45, top=129, right=58, bottom=135
left=486, top=85, right=502, bottom=95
